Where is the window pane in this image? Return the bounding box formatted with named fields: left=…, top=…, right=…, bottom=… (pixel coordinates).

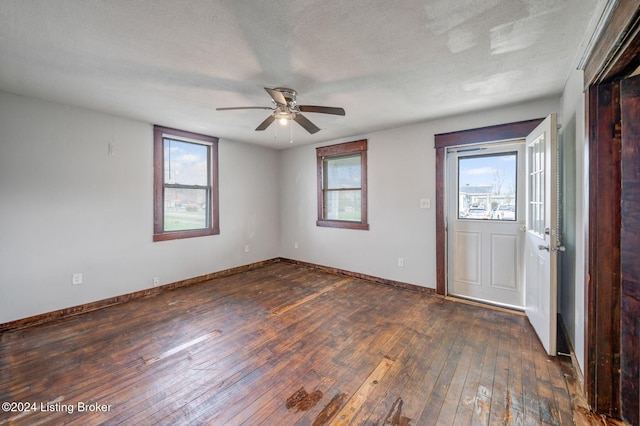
left=528, top=134, right=545, bottom=235
left=164, top=139, right=209, bottom=185
left=164, top=188, right=208, bottom=231
left=324, top=189, right=361, bottom=221
left=457, top=152, right=517, bottom=220
left=324, top=154, right=361, bottom=189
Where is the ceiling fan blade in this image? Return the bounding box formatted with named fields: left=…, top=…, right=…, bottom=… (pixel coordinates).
left=298, top=105, right=345, bottom=116
left=255, top=115, right=275, bottom=131
left=294, top=114, right=321, bottom=134
left=264, top=87, right=287, bottom=105
left=216, top=106, right=273, bottom=111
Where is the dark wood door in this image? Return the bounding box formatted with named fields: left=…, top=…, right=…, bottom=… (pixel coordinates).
left=621, top=73, right=640, bottom=425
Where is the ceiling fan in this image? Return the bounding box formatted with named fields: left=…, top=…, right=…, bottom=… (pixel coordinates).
left=216, top=87, right=345, bottom=134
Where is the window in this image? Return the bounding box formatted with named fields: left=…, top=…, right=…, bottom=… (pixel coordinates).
left=153, top=125, right=219, bottom=241
left=457, top=152, right=518, bottom=221
left=316, top=140, right=369, bottom=230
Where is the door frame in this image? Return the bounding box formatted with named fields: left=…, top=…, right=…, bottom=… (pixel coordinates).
left=581, top=0, right=640, bottom=421
left=434, top=118, right=543, bottom=296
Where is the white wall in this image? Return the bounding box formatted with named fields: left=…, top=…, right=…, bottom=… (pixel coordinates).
left=559, top=68, right=588, bottom=373
left=1, top=88, right=585, bottom=360
left=279, top=96, right=561, bottom=289
left=0, top=92, right=281, bottom=324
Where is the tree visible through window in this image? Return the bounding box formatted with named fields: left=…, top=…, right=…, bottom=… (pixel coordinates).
left=153, top=126, right=219, bottom=241
left=316, top=140, right=369, bottom=230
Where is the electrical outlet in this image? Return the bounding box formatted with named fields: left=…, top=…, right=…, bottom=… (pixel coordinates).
left=244, top=245, right=250, bottom=253
left=398, top=258, right=404, bottom=268
left=153, top=277, right=160, bottom=287
left=420, top=199, right=431, bottom=209
left=72, top=273, right=83, bottom=285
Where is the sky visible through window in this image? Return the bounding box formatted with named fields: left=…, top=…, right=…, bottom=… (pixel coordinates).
left=164, top=139, right=208, bottom=185
left=458, top=153, right=516, bottom=196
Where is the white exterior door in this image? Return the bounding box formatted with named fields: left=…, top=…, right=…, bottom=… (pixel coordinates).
left=524, top=114, right=559, bottom=355
left=447, top=142, right=525, bottom=309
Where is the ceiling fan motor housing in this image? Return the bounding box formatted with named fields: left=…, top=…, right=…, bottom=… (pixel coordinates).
left=274, top=88, right=297, bottom=104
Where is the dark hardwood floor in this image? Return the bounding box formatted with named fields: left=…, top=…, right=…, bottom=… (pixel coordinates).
left=1, top=261, right=582, bottom=425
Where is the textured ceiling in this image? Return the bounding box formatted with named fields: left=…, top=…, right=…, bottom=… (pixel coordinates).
left=0, top=0, right=599, bottom=149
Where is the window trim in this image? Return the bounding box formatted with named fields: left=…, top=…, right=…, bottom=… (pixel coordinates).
left=153, top=125, right=219, bottom=241
left=316, top=139, right=369, bottom=230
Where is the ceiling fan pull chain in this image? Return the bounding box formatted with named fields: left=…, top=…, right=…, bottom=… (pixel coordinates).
left=290, top=120, right=293, bottom=144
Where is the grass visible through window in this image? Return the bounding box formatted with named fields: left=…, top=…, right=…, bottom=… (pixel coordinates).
left=164, top=207, right=207, bottom=231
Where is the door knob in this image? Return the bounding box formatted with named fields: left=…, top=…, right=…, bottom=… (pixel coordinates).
left=538, top=244, right=550, bottom=251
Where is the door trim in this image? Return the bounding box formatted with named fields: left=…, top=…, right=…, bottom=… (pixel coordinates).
left=582, top=0, right=640, bottom=420
left=586, top=81, right=622, bottom=417
left=434, top=119, right=544, bottom=295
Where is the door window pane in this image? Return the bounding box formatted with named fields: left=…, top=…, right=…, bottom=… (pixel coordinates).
left=528, top=134, right=545, bottom=235
left=458, top=152, right=517, bottom=220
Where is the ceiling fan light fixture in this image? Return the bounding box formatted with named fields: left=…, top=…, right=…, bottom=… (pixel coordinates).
left=275, top=110, right=293, bottom=125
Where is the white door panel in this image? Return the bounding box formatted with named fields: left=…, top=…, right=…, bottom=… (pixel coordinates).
left=490, top=233, right=518, bottom=290
left=454, top=231, right=481, bottom=285
left=447, top=143, right=525, bottom=309
left=524, top=114, right=558, bottom=355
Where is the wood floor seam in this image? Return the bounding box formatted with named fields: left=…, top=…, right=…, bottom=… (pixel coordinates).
left=271, top=278, right=351, bottom=315
left=0, top=262, right=585, bottom=425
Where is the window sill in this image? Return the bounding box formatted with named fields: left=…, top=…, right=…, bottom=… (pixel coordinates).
left=153, top=227, right=220, bottom=242
left=316, top=220, right=369, bottom=230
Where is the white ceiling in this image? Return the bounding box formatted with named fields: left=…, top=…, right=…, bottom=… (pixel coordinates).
left=0, top=0, right=599, bottom=149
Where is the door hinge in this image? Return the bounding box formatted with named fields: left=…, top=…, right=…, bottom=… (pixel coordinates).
left=613, top=122, right=622, bottom=139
